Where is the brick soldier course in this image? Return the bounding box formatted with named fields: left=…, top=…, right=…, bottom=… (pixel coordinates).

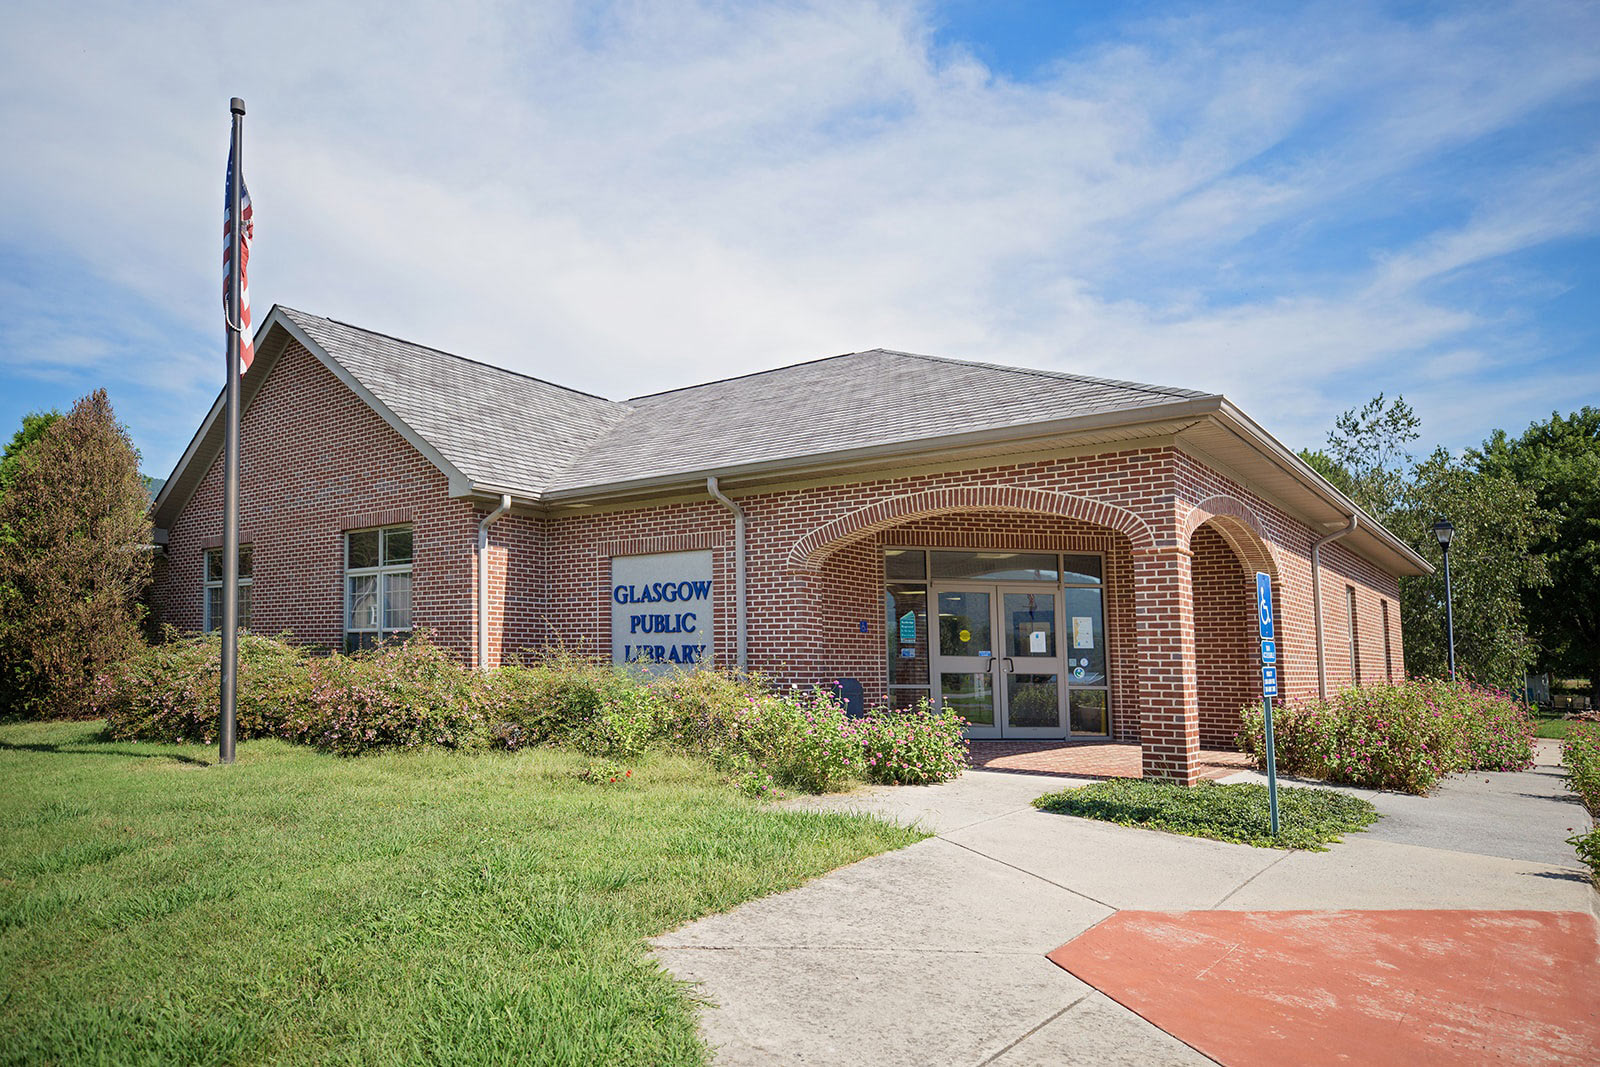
left=151, top=306, right=1429, bottom=783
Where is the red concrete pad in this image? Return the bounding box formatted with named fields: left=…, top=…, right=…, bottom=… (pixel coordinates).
left=1048, top=910, right=1600, bottom=1066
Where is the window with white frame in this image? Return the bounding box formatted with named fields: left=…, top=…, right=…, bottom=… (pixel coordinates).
left=345, top=525, right=413, bottom=652
left=203, top=545, right=253, bottom=633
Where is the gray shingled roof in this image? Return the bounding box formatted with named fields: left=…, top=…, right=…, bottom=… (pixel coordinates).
left=546, top=350, right=1209, bottom=493
left=279, top=310, right=1210, bottom=499
left=281, top=308, right=629, bottom=496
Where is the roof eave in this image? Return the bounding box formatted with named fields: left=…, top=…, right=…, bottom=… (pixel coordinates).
left=538, top=395, right=1227, bottom=505
left=1211, top=400, right=1433, bottom=576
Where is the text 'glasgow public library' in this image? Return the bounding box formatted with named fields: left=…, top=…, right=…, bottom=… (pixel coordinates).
left=149, top=307, right=1428, bottom=782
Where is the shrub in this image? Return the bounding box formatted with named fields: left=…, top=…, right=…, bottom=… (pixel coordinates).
left=1236, top=697, right=1333, bottom=780
left=857, top=700, right=968, bottom=785
left=282, top=637, right=494, bottom=755
left=1237, top=678, right=1535, bottom=794
left=1570, top=828, right=1600, bottom=885
left=92, top=634, right=972, bottom=796
left=701, top=687, right=863, bottom=795
left=486, top=649, right=626, bottom=745
left=97, top=629, right=313, bottom=743
left=1561, top=722, right=1600, bottom=815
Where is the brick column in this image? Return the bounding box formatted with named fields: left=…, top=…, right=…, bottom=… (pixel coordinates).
left=1133, top=548, right=1200, bottom=784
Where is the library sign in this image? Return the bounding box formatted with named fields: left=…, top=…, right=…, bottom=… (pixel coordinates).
left=611, top=550, right=715, bottom=674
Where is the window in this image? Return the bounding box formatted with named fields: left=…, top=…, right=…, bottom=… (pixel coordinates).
left=345, top=525, right=413, bottom=652
left=203, top=545, right=252, bottom=633
left=1346, top=586, right=1361, bottom=684
left=1381, top=600, right=1394, bottom=681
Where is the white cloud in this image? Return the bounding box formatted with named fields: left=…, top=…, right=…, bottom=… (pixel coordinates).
left=1, top=0, right=1598, bottom=474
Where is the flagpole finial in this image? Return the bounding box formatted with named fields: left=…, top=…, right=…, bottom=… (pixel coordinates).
left=230, top=97, right=246, bottom=115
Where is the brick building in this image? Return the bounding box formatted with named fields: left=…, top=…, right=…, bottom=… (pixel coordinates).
left=150, top=307, right=1429, bottom=782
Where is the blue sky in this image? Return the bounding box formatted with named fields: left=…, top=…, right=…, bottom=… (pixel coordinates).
left=2, top=0, right=1596, bottom=480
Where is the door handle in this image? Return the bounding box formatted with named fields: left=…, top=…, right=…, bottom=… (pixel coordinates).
left=1002, top=657, right=1014, bottom=673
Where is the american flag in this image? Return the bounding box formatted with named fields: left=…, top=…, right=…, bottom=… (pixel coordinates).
left=223, top=144, right=254, bottom=370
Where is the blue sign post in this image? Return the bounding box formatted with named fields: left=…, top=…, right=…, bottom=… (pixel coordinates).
left=1256, top=572, right=1280, bottom=836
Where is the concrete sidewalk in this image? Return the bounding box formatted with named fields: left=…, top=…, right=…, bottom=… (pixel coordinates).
left=653, top=740, right=1597, bottom=1065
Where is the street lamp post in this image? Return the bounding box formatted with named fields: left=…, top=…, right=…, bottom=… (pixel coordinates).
left=1432, top=517, right=1456, bottom=681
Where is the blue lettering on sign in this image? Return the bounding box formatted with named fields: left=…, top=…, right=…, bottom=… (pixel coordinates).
left=613, top=580, right=714, bottom=605
left=1261, top=664, right=1278, bottom=697
left=1255, top=572, right=1275, bottom=641
left=622, top=643, right=708, bottom=665
left=629, top=612, right=697, bottom=635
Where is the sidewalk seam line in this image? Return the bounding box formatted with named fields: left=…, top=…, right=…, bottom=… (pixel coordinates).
left=1210, top=850, right=1293, bottom=908
left=974, top=996, right=1084, bottom=1067
left=940, top=836, right=1119, bottom=911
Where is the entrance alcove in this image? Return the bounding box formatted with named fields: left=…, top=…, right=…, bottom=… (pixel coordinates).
left=797, top=502, right=1141, bottom=743
left=1187, top=515, right=1279, bottom=750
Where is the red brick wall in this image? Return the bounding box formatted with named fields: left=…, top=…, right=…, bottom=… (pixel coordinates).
left=1191, top=525, right=1256, bottom=748
left=1171, top=450, right=1403, bottom=700
left=151, top=341, right=477, bottom=654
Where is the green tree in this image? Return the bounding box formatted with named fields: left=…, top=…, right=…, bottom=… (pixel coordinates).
left=1390, top=448, right=1547, bottom=688
left=1305, top=397, right=1547, bottom=690
left=0, top=410, right=62, bottom=496
left=1478, top=407, right=1600, bottom=701
left=1320, top=392, right=1421, bottom=516
left=0, top=391, right=153, bottom=718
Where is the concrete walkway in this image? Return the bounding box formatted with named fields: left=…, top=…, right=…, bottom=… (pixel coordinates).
left=652, top=740, right=1597, bottom=1065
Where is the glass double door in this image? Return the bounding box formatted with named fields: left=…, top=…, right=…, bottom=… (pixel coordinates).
left=932, top=583, right=1108, bottom=739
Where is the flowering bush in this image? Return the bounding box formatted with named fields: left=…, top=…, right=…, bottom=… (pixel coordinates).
left=97, top=629, right=313, bottom=743
left=857, top=700, right=968, bottom=785
left=1562, top=722, right=1600, bottom=815
left=95, top=634, right=972, bottom=795
left=282, top=637, right=495, bottom=755
left=697, top=687, right=863, bottom=795
left=1237, top=678, right=1535, bottom=794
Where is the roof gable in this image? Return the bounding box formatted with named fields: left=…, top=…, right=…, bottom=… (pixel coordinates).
left=277, top=309, right=629, bottom=496
left=545, top=349, right=1208, bottom=493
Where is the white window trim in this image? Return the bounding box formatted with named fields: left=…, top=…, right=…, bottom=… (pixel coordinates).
left=343, top=525, right=414, bottom=649
left=203, top=546, right=253, bottom=633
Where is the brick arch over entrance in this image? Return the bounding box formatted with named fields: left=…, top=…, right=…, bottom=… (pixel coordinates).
left=786, top=486, right=1156, bottom=569
left=1181, top=495, right=1279, bottom=579
left=1183, top=495, right=1278, bottom=749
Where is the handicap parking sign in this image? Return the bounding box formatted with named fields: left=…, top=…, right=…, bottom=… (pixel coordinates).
left=1255, top=572, right=1275, bottom=641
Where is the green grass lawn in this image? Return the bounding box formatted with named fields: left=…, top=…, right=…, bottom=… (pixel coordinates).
left=1534, top=709, right=1577, bottom=739
left=0, top=721, right=922, bottom=1065
left=1032, top=777, right=1380, bottom=850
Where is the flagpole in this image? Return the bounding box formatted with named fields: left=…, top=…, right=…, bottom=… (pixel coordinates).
left=220, top=96, right=245, bottom=765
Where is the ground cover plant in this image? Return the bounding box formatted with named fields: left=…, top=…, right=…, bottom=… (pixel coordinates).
left=1236, top=678, right=1535, bottom=794
left=1031, top=777, right=1380, bottom=851
left=0, top=719, right=922, bottom=1065
left=1561, top=723, right=1600, bottom=883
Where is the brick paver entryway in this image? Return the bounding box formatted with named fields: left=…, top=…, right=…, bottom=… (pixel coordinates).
left=967, top=739, right=1251, bottom=780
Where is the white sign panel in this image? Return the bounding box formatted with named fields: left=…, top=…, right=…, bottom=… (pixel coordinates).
left=1072, top=616, right=1094, bottom=649
left=611, top=550, right=714, bottom=673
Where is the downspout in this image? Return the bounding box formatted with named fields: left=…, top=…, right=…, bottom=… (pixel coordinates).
left=1312, top=513, right=1358, bottom=699
left=477, top=494, right=512, bottom=670
left=706, top=476, right=748, bottom=671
